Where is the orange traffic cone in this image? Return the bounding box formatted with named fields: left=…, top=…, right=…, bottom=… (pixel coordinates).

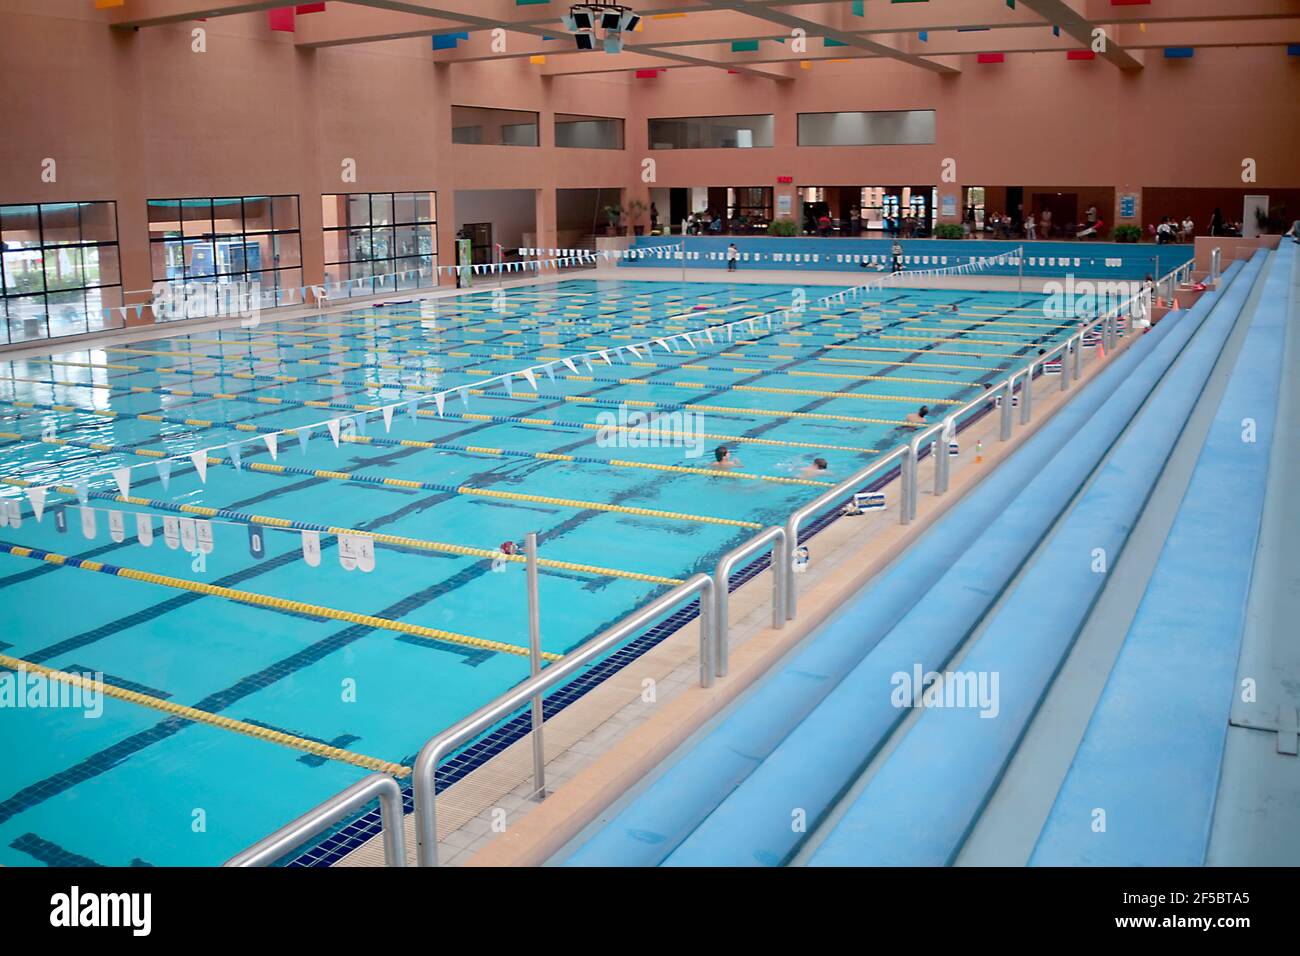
left=1097, top=338, right=1106, bottom=360
left=1172, top=297, right=1181, bottom=310
left=974, top=440, right=984, bottom=464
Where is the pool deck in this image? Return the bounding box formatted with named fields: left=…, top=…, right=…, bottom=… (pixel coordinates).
left=329, top=304, right=1136, bottom=868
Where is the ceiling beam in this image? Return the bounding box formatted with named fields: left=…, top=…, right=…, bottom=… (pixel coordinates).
left=1018, top=0, right=1142, bottom=69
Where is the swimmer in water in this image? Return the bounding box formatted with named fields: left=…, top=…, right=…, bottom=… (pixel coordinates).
left=905, top=405, right=930, bottom=424
left=712, top=445, right=743, bottom=470
left=799, top=457, right=829, bottom=478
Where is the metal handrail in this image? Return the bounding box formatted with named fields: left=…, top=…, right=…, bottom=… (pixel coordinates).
left=224, top=772, right=407, bottom=867
left=411, top=572, right=715, bottom=867
left=713, top=525, right=787, bottom=680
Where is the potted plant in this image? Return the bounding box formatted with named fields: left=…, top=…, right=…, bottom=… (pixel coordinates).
left=767, top=218, right=799, bottom=237
left=933, top=223, right=965, bottom=240
left=1112, top=224, right=1143, bottom=243
left=625, top=199, right=648, bottom=237
left=602, top=204, right=625, bottom=236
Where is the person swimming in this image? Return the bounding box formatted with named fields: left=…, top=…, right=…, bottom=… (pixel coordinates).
left=799, top=457, right=829, bottom=478
left=905, top=405, right=930, bottom=424
left=712, top=445, right=742, bottom=470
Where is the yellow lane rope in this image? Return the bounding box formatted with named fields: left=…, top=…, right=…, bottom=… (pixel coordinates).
left=0, top=542, right=557, bottom=661
left=0, top=651, right=411, bottom=777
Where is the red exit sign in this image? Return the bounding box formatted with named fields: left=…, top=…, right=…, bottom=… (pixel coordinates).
left=777, top=176, right=794, bottom=184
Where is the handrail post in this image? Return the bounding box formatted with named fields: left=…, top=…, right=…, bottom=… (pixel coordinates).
left=524, top=532, right=546, bottom=800
left=934, top=417, right=954, bottom=496
left=907, top=435, right=923, bottom=522
left=1073, top=331, right=1084, bottom=379
left=999, top=375, right=1014, bottom=441
left=1020, top=361, right=1034, bottom=425
left=1059, top=340, right=1072, bottom=391
left=899, top=443, right=914, bottom=525
left=713, top=527, right=786, bottom=680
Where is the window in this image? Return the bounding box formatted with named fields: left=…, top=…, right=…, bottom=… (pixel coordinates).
left=148, top=195, right=303, bottom=317
left=322, top=192, right=438, bottom=298
left=452, top=106, right=539, bottom=147
left=1, top=201, right=123, bottom=344
left=555, top=114, right=625, bottom=150
left=648, top=115, right=774, bottom=149
left=797, top=110, right=936, bottom=147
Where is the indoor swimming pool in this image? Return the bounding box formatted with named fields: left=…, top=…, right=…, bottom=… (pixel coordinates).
left=0, top=277, right=1088, bottom=865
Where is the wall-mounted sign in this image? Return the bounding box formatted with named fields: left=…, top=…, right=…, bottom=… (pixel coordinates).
left=1119, top=194, right=1137, bottom=219
left=777, top=176, right=794, bottom=184
left=776, top=195, right=793, bottom=217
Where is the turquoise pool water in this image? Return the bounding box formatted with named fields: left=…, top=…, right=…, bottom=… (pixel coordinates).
left=0, top=278, right=1084, bottom=865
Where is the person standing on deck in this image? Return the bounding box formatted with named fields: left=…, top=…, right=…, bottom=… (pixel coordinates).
left=890, top=241, right=903, bottom=274
left=727, top=243, right=739, bottom=272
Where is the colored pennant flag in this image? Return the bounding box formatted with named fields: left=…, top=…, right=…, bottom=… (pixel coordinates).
left=503, top=375, right=514, bottom=397
left=72, top=481, right=89, bottom=506
left=434, top=393, right=446, bottom=417
left=297, top=428, right=311, bottom=454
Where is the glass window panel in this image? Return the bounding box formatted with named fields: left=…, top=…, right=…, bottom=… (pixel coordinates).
left=241, top=234, right=275, bottom=275
left=797, top=110, right=936, bottom=147
left=347, top=194, right=371, bottom=227
left=555, top=114, right=625, bottom=150
left=348, top=227, right=372, bottom=261
left=181, top=200, right=215, bottom=238
left=323, top=229, right=349, bottom=265
left=184, top=240, right=218, bottom=278
left=394, top=193, right=418, bottom=224
left=81, top=202, right=118, bottom=244
left=418, top=192, right=435, bottom=222
left=0, top=204, right=42, bottom=248
left=148, top=199, right=181, bottom=225
left=44, top=246, right=85, bottom=291
left=271, top=195, right=299, bottom=231
left=87, top=286, right=124, bottom=334
left=648, top=115, right=774, bottom=149
left=211, top=197, right=244, bottom=234
left=40, top=203, right=82, bottom=245
left=83, top=244, right=121, bottom=288
left=152, top=238, right=184, bottom=281
left=322, top=195, right=346, bottom=230
left=46, top=289, right=89, bottom=338
left=371, top=193, right=394, bottom=226
left=451, top=106, right=538, bottom=146
left=242, top=196, right=275, bottom=233
left=8, top=296, right=49, bottom=343
left=394, top=225, right=418, bottom=258
left=272, top=232, right=301, bottom=270
left=370, top=226, right=395, bottom=260
left=3, top=249, right=44, bottom=295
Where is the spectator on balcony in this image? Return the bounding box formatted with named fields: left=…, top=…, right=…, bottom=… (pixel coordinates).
left=1156, top=217, right=1177, bottom=244
left=1180, top=215, right=1194, bottom=242
left=1040, top=208, right=1053, bottom=239
left=1210, top=207, right=1225, bottom=236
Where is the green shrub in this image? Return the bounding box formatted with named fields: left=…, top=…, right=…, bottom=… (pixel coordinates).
left=1112, top=224, right=1143, bottom=243
left=933, top=223, right=966, bottom=240
left=767, top=218, right=799, bottom=237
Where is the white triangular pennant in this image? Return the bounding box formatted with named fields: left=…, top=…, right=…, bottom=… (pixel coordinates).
left=434, top=393, right=445, bottom=417
left=190, top=451, right=208, bottom=483
left=155, top=458, right=173, bottom=489
left=113, top=467, right=131, bottom=500
left=263, top=433, right=279, bottom=460
left=562, top=358, right=577, bottom=374
left=327, top=418, right=341, bottom=447
left=522, top=368, right=537, bottom=390
left=26, top=486, right=46, bottom=523
left=383, top=405, right=395, bottom=432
